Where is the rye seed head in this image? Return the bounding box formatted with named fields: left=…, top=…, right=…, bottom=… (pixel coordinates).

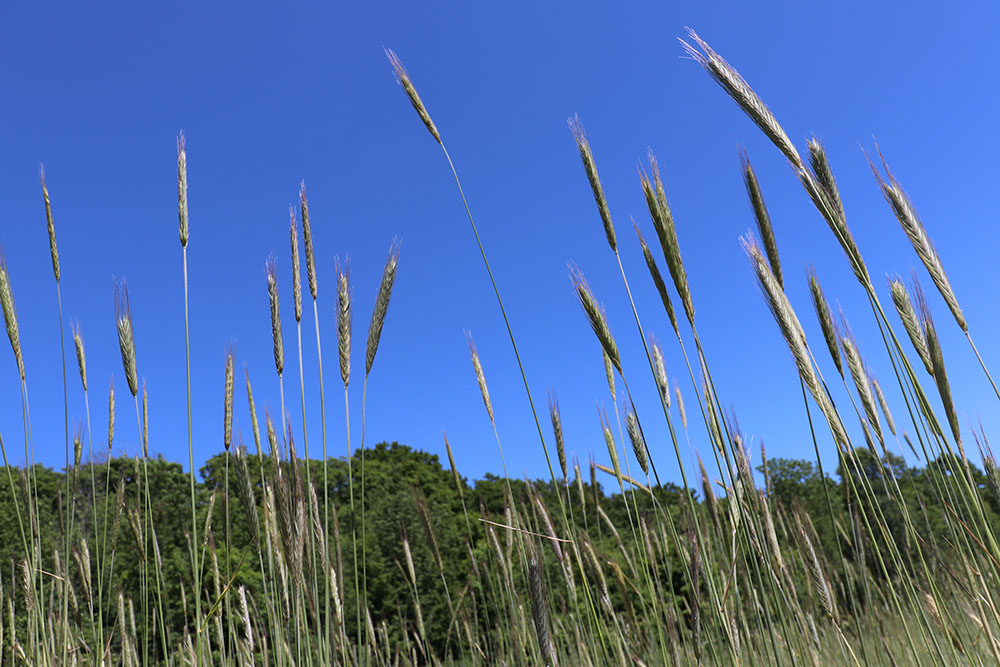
left=740, top=150, right=782, bottom=290
left=365, top=239, right=400, bottom=376
left=299, top=181, right=317, bottom=300
left=569, top=115, right=616, bottom=252
left=289, top=208, right=302, bottom=323
left=266, top=257, right=284, bottom=376
left=72, top=322, right=87, bottom=391
left=570, top=265, right=621, bottom=374
left=335, top=256, right=352, bottom=386
left=0, top=251, right=24, bottom=381
left=385, top=49, right=441, bottom=144
left=466, top=331, right=494, bottom=425
left=114, top=279, right=138, bottom=398
left=178, top=132, right=189, bottom=247
left=40, top=166, right=60, bottom=283
left=224, top=344, right=235, bottom=451
left=806, top=267, right=844, bottom=379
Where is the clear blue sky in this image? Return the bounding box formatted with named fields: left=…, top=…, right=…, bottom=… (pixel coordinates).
left=1, top=2, right=998, bottom=488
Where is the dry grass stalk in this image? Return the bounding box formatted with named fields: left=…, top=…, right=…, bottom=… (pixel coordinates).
left=675, top=380, right=687, bottom=429
left=872, top=152, right=966, bottom=332
left=640, top=153, right=694, bottom=324
left=224, top=345, right=235, bottom=451
left=570, top=266, right=621, bottom=373
left=625, top=408, right=648, bottom=475
left=386, top=49, right=441, bottom=144
left=334, top=256, right=352, bottom=386
left=234, top=444, right=259, bottom=545
left=142, top=380, right=149, bottom=455
left=568, top=115, right=616, bottom=252
left=871, top=376, right=896, bottom=437
left=443, top=433, right=463, bottom=499
left=740, top=150, right=782, bottom=289
left=634, top=221, right=680, bottom=337
left=602, top=349, right=616, bottom=401
left=299, top=182, right=317, bottom=301
left=650, top=337, right=670, bottom=407
left=889, top=276, right=933, bottom=375
left=366, top=239, right=400, bottom=375
left=744, top=235, right=847, bottom=446
left=807, top=138, right=845, bottom=224
left=289, top=208, right=302, bottom=323
left=0, top=251, right=25, bottom=381
left=114, top=280, right=139, bottom=397
left=601, top=411, right=623, bottom=490
left=840, top=333, right=882, bottom=443
left=72, top=322, right=87, bottom=391
left=465, top=332, right=494, bottom=425
left=108, top=376, right=116, bottom=452
left=548, top=391, right=567, bottom=479
left=916, top=281, right=963, bottom=450
left=528, top=554, right=555, bottom=665
left=266, top=257, right=284, bottom=376
left=807, top=268, right=844, bottom=379
left=178, top=133, right=189, bottom=247
left=40, top=166, right=60, bottom=283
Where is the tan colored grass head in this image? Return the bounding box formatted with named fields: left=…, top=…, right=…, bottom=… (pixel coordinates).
left=299, top=182, right=317, bottom=300
left=569, top=115, right=616, bottom=252
left=289, top=208, right=302, bottom=323
left=178, top=132, right=189, bottom=248
left=114, top=280, right=138, bottom=398
left=465, top=331, right=494, bottom=425
left=334, top=256, right=352, bottom=387
left=366, top=239, right=400, bottom=376
left=569, top=266, right=621, bottom=374
left=224, top=344, right=235, bottom=451
left=266, top=257, right=284, bottom=376
left=0, top=250, right=24, bottom=381
left=386, top=48, right=441, bottom=144
left=40, top=165, right=60, bottom=283
left=72, top=322, right=87, bottom=391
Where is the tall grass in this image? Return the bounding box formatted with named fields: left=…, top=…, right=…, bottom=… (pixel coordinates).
left=0, top=29, right=998, bottom=667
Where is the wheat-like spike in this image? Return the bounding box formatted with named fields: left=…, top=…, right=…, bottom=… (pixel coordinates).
left=107, top=376, right=115, bottom=452
left=178, top=132, right=189, bottom=248
left=601, top=410, right=622, bottom=489
left=0, top=251, right=25, bottom=381
left=799, top=520, right=834, bottom=619
left=289, top=208, right=302, bottom=323
left=871, top=152, right=966, bottom=332
left=299, top=182, right=317, bottom=301
left=234, top=443, right=259, bottom=544
left=889, top=276, right=933, bottom=375
left=806, top=267, right=844, bottom=379
left=915, top=280, right=962, bottom=450
left=114, top=280, right=139, bottom=398
left=625, top=408, right=648, bottom=476
left=142, top=380, right=149, bottom=456
left=674, top=380, right=687, bottom=429
left=602, top=349, right=616, bottom=401
left=334, top=256, right=352, bottom=387
left=40, top=166, right=60, bottom=283
left=871, top=376, right=896, bottom=437
left=650, top=337, right=670, bottom=407
left=744, top=235, right=848, bottom=446
left=224, top=345, right=235, bottom=451
left=807, top=138, right=845, bottom=224
left=528, top=555, right=555, bottom=665
left=681, top=29, right=803, bottom=168
left=740, top=150, right=782, bottom=289
left=73, top=423, right=83, bottom=468
left=366, top=239, right=400, bottom=376
left=634, top=221, right=680, bottom=337
left=72, top=322, right=87, bottom=391
left=266, top=257, right=284, bottom=376
left=841, top=333, right=883, bottom=444
left=569, top=266, right=621, bottom=374
left=568, top=115, right=616, bottom=252
left=465, top=332, right=494, bottom=425
left=443, top=432, right=463, bottom=498
left=641, top=153, right=695, bottom=324
left=548, top=391, right=567, bottom=479
left=385, top=49, right=441, bottom=144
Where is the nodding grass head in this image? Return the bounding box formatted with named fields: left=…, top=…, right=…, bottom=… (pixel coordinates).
left=72, top=322, right=87, bottom=391
left=40, top=165, right=60, bottom=283
left=266, top=256, right=284, bottom=376
left=839, top=324, right=883, bottom=444
left=602, top=349, right=616, bottom=401
left=385, top=48, right=441, bottom=144
left=634, top=220, right=680, bottom=337
left=299, top=181, right=317, bottom=301
left=625, top=408, right=648, bottom=476
left=871, top=375, right=897, bottom=437
left=740, top=149, right=782, bottom=290
left=569, top=265, right=621, bottom=374
left=224, top=344, right=235, bottom=451
left=889, top=275, right=933, bottom=375
left=871, top=149, right=966, bottom=332
left=807, top=138, right=844, bottom=224
left=465, top=331, right=494, bottom=425
left=568, top=115, right=616, bottom=252
left=366, top=239, right=400, bottom=376
left=0, top=250, right=24, bottom=381
left=114, top=279, right=138, bottom=398
left=650, top=336, right=670, bottom=407
left=914, top=278, right=963, bottom=450
left=178, top=132, right=189, bottom=248
left=548, top=390, right=567, bottom=479
left=289, top=208, right=302, bottom=323
left=334, top=256, right=352, bottom=387
left=806, top=267, right=843, bottom=379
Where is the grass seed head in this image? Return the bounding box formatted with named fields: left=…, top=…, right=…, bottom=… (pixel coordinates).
left=889, top=276, right=933, bottom=375
left=916, top=279, right=963, bottom=449
left=840, top=332, right=882, bottom=444
left=548, top=391, right=567, bottom=479
left=570, top=266, right=621, bottom=374
left=178, top=132, right=189, bottom=247
left=335, top=256, right=352, bottom=386
left=626, top=408, right=648, bottom=475
left=871, top=376, right=896, bottom=437
left=386, top=48, right=441, bottom=144
left=40, top=166, right=60, bottom=283
left=224, top=344, right=235, bottom=451
left=641, top=152, right=694, bottom=324
left=107, top=376, right=115, bottom=452
left=299, top=181, right=317, bottom=300
left=114, top=280, right=138, bottom=398
left=366, top=239, right=399, bottom=376
left=807, top=268, right=844, bottom=379
left=72, top=322, right=87, bottom=391
left=807, top=138, right=845, bottom=223
left=740, top=150, right=782, bottom=289
left=289, top=208, right=302, bottom=323
left=266, top=257, right=284, bottom=376
left=466, top=332, right=494, bottom=424
left=0, top=252, right=24, bottom=381
left=142, top=380, right=149, bottom=456
left=650, top=337, right=670, bottom=407
left=634, top=221, right=680, bottom=337
left=569, top=115, right=616, bottom=252
left=675, top=380, right=687, bottom=429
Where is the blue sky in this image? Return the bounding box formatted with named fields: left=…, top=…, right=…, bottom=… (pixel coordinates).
left=1, top=2, right=998, bottom=489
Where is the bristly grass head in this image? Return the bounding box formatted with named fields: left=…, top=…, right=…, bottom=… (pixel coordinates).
left=266, top=256, right=284, bottom=376
left=548, top=390, right=567, bottom=479
left=40, top=165, right=60, bottom=283
left=569, top=265, right=621, bottom=374
left=870, top=148, right=966, bottom=332
left=114, top=279, right=139, bottom=398
left=740, top=150, right=782, bottom=290
left=72, top=321, right=87, bottom=391
left=299, top=181, right=317, bottom=301
left=634, top=220, right=679, bottom=338
left=807, top=138, right=844, bottom=223
left=142, top=380, right=149, bottom=456
left=289, top=207, right=302, bottom=323
left=650, top=335, right=670, bottom=407
left=914, top=277, right=963, bottom=450
left=680, top=29, right=803, bottom=168
left=465, top=331, right=494, bottom=425
left=569, top=115, right=616, bottom=253
left=107, top=375, right=115, bottom=452
left=625, top=407, right=648, bottom=476
left=889, top=275, right=933, bottom=376
left=385, top=48, right=441, bottom=144
left=224, top=343, right=235, bottom=452
left=871, top=375, right=896, bottom=437
left=674, top=379, right=687, bottom=429
left=806, top=267, right=843, bottom=379
left=335, top=256, right=352, bottom=387
left=366, top=239, right=400, bottom=376
left=839, top=322, right=882, bottom=444
left=178, top=132, right=189, bottom=248
left=0, top=249, right=24, bottom=381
